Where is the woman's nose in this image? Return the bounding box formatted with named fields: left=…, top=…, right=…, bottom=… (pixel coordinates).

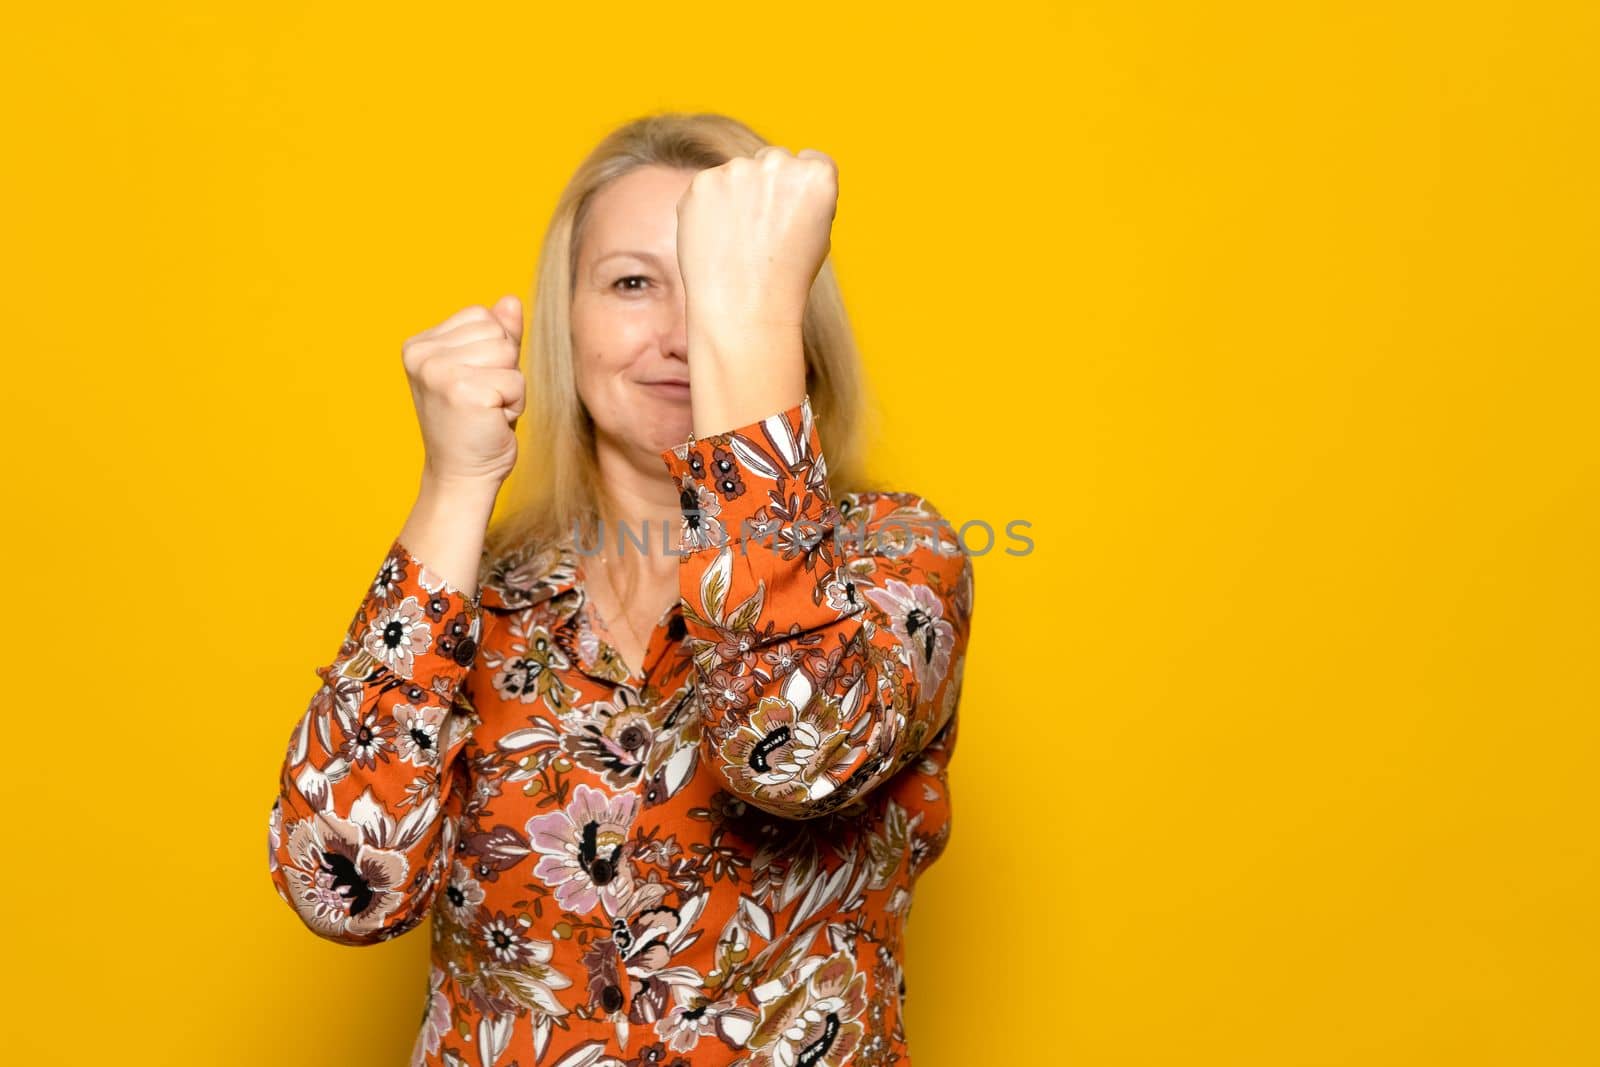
left=663, top=304, right=689, bottom=362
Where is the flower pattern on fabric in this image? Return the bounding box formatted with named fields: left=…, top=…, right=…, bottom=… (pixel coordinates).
left=527, top=784, right=641, bottom=917
left=268, top=395, right=974, bottom=1066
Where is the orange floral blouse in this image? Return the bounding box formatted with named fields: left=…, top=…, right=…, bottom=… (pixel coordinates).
left=266, top=395, right=975, bottom=1067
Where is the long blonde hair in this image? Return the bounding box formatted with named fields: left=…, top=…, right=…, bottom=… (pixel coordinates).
left=485, top=110, right=882, bottom=598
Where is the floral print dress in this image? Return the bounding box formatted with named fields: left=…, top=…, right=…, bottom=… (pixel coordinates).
left=266, top=395, right=975, bottom=1067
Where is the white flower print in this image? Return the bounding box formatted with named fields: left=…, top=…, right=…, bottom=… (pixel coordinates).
left=480, top=910, right=540, bottom=966
left=440, top=859, right=486, bottom=926
left=654, top=990, right=758, bottom=1054
left=671, top=475, right=730, bottom=551
left=282, top=811, right=410, bottom=941
left=863, top=578, right=956, bottom=695
left=364, top=595, right=434, bottom=679
left=393, top=702, right=446, bottom=768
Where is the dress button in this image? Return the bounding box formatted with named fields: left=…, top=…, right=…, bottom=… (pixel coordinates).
left=600, top=983, right=625, bottom=1012
left=451, top=636, right=478, bottom=666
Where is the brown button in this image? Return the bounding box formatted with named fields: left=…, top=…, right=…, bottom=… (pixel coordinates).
left=600, top=983, right=625, bottom=1012
left=451, top=636, right=478, bottom=666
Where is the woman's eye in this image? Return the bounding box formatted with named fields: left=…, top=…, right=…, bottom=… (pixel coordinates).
left=613, top=275, right=649, bottom=293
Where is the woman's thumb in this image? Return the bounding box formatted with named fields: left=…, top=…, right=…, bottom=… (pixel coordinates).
left=492, top=294, right=524, bottom=343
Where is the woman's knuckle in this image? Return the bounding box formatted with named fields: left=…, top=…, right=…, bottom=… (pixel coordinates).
left=418, top=357, right=450, bottom=392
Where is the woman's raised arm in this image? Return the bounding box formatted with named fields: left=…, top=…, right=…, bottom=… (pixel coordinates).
left=659, top=396, right=974, bottom=820
left=665, top=149, right=973, bottom=819
left=267, top=297, right=525, bottom=943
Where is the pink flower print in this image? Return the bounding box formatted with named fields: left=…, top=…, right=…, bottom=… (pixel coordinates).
left=526, top=783, right=640, bottom=916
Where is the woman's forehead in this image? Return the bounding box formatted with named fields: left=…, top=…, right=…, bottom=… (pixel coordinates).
left=581, top=169, right=694, bottom=268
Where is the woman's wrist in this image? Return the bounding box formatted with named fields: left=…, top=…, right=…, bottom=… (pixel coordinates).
left=686, top=323, right=806, bottom=437
left=399, top=475, right=501, bottom=595
left=417, top=467, right=504, bottom=509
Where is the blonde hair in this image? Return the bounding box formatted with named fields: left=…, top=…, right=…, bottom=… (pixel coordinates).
left=484, top=110, right=883, bottom=594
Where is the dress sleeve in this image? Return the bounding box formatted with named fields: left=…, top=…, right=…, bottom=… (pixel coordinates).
left=266, top=537, right=486, bottom=945
left=658, top=395, right=975, bottom=820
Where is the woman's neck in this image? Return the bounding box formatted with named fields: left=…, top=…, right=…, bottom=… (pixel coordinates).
left=591, top=436, right=685, bottom=584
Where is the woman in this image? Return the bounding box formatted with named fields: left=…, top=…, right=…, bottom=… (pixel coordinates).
left=267, top=111, right=975, bottom=1067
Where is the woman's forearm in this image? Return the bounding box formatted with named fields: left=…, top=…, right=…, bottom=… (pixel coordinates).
left=397, top=474, right=501, bottom=596
left=686, top=320, right=807, bottom=438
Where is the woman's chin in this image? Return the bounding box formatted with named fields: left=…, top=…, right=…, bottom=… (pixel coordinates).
left=640, top=413, right=695, bottom=455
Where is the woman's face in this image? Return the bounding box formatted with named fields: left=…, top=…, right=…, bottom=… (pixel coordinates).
left=571, top=163, right=697, bottom=461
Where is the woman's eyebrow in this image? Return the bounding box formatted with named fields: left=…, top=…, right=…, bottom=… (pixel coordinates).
left=594, top=249, right=668, bottom=270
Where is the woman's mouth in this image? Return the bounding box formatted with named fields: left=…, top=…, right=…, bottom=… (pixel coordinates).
left=641, top=380, right=691, bottom=402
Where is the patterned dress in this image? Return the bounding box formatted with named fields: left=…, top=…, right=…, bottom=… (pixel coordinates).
left=267, top=395, right=975, bottom=1067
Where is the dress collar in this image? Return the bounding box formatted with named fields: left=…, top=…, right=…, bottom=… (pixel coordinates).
left=477, top=533, right=582, bottom=613
left=477, top=530, right=683, bottom=689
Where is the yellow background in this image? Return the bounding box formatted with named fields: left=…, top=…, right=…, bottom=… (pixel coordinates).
left=4, top=2, right=1595, bottom=1063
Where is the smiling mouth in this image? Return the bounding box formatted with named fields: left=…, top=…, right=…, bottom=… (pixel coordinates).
left=641, top=380, right=692, bottom=401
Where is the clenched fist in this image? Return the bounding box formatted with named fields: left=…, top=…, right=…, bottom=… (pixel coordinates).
left=675, top=146, right=839, bottom=334
left=401, top=296, right=527, bottom=490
